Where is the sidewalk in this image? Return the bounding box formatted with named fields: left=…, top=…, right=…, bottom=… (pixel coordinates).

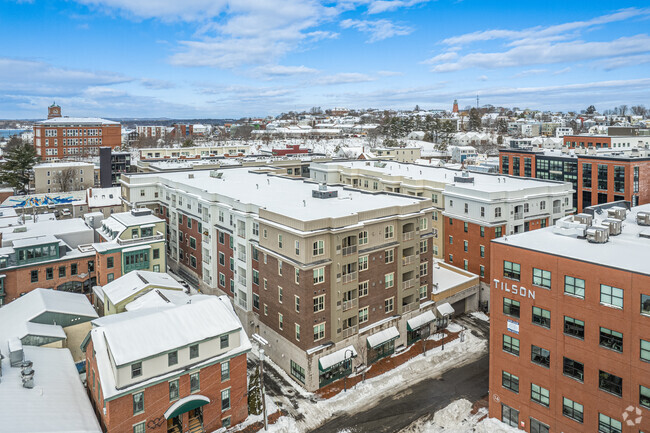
left=316, top=327, right=462, bottom=399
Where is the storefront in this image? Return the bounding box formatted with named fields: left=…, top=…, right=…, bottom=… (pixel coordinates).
left=318, top=345, right=357, bottom=388
left=406, top=310, right=435, bottom=345
left=366, top=327, right=399, bottom=364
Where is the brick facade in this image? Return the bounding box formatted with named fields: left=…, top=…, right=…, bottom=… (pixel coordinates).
left=177, top=213, right=203, bottom=279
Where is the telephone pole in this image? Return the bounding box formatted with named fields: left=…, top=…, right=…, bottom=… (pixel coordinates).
left=259, top=349, right=268, bottom=431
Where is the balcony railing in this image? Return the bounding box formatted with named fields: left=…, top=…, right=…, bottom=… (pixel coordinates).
left=402, top=231, right=415, bottom=241
left=402, top=302, right=418, bottom=313
left=402, top=255, right=416, bottom=266
left=341, top=245, right=357, bottom=256
left=117, top=233, right=164, bottom=246
left=342, top=325, right=358, bottom=339
left=553, top=206, right=561, bottom=214
left=514, top=212, right=523, bottom=220
left=342, top=298, right=358, bottom=312
left=341, top=272, right=357, bottom=284
left=402, top=278, right=416, bottom=290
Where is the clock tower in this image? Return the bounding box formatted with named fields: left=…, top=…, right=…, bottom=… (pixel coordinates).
left=47, top=102, right=62, bottom=119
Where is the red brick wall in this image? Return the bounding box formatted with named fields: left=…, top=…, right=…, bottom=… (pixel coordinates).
left=577, top=159, right=650, bottom=212
left=216, top=231, right=234, bottom=297
left=357, top=247, right=399, bottom=328
left=499, top=151, right=537, bottom=178
left=34, top=124, right=121, bottom=160
left=563, top=135, right=612, bottom=149
left=86, top=340, right=249, bottom=433
left=177, top=213, right=202, bottom=278
left=489, top=242, right=650, bottom=433
left=95, top=251, right=123, bottom=286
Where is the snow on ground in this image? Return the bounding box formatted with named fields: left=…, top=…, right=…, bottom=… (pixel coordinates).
left=401, top=399, right=521, bottom=433
left=470, top=312, right=490, bottom=322
left=254, top=332, right=487, bottom=433
left=446, top=322, right=463, bottom=333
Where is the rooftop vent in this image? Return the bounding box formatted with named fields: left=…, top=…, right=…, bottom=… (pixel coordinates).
left=602, top=218, right=622, bottom=236
left=210, top=170, right=223, bottom=179
left=453, top=171, right=475, bottom=183
left=188, top=173, right=194, bottom=179
left=8, top=338, right=23, bottom=367
left=574, top=213, right=593, bottom=226
left=586, top=226, right=609, bottom=244
left=20, top=361, right=34, bottom=389
left=636, top=211, right=650, bottom=226
left=607, top=207, right=627, bottom=221
left=130, top=208, right=152, bottom=217
left=312, top=184, right=338, bottom=199
left=13, top=227, right=27, bottom=233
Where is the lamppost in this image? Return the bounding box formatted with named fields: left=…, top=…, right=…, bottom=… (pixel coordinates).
left=259, top=349, right=268, bottom=431
left=343, top=349, right=354, bottom=392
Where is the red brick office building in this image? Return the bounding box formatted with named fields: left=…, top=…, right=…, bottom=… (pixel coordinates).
left=489, top=204, right=650, bottom=433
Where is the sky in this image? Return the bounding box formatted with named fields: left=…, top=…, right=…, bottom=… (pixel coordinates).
left=1, top=0, right=650, bottom=119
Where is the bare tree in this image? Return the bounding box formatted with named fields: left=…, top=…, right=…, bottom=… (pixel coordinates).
left=52, top=167, right=81, bottom=192
left=631, top=105, right=647, bottom=117
left=354, top=340, right=368, bottom=383
left=618, top=105, right=628, bottom=116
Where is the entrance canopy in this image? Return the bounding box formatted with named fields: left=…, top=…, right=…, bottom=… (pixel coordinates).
left=366, top=326, right=399, bottom=348
left=318, top=345, right=357, bottom=372
left=436, top=302, right=455, bottom=317
left=407, top=310, right=436, bottom=331
left=164, top=395, right=210, bottom=419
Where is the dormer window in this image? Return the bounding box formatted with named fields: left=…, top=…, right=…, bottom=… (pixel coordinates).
left=131, top=362, right=142, bottom=378
left=168, top=351, right=178, bottom=366
left=220, top=335, right=229, bottom=349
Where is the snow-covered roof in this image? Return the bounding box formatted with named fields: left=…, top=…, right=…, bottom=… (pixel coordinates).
left=100, top=271, right=184, bottom=306
left=35, top=161, right=94, bottom=168
left=318, top=345, right=357, bottom=371
left=125, top=289, right=211, bottom=311
left=366, top=326, right=400, bottom=348
left=431, top=262, right=477, bottom=294
left=111, top=210, right=162, bottom=227
left=493, top=204, right=650, bottom=276
left=0, top=346, right=102, bottom=433
left=406, top=310, right=436, bottom=331
left=87, top=186, right=121, bottom=208
left=436, top=302, right=455, bottom=316
left=37, top=117, right=119, bottom=126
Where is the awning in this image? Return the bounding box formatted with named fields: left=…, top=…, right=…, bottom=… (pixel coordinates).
left=318, top=345, right=357, bottom=372
left=407, top=310, right=436, bottom=331
left=436, top=302, right=455, bottom=317
left=164, top=395, right=210, bottom=419
left=122, top=244, right=152, bottom=253
left=366, top=326, right=400, bottom=348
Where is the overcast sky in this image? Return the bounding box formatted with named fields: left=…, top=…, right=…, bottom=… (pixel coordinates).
left=2, top=0, right=650, bottom=119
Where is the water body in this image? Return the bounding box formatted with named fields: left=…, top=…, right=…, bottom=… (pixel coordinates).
left=0, top=129, right=28, bottom=139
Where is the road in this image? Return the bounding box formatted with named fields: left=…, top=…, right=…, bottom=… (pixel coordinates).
left=309, top=314, right=491, bottom=433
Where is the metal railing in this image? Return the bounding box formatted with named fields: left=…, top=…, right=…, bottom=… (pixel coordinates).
left=402, top=231, right=415, bottom=241
left=402, top=302, right=418, bottom=313
left=342, top=325, right=358, bottom=338
left=341, top=271, right=357, bottom=284
left=514, top=212, right=523, bottom=220
left=341, top=245, right=357, bottom=256
left=402, top=255, right=416, bottom=266
left=402, top=278, right=416, bottom=290
left=342, top=298, right=358, bottom=312
left=117, top=233, right=164, bottom=246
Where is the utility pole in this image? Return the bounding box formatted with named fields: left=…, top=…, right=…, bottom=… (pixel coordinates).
left=259, top=349, right=268, bottom=431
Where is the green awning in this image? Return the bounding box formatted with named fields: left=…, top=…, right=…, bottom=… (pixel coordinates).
left=164, top=395, right=210, bottom=419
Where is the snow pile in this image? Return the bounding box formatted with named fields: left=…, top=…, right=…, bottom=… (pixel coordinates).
left=470, top=312, right=490, bottom=322
left=446, top=323, right=463, bottom=333
left=431, top=399, right=474, bottom=428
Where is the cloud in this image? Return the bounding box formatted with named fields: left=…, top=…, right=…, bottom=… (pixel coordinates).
left=340, top=18, right=413, bottom=42
left=595, top=53, right=650, bottom=70
left=313, top=72, right=377, bottom=85
left=365, top=0, right=431, bottom=15
left=477, top=75, right=488, bottom=81
left=512, top=69, right=547, bottom=78
left=377, top=70, right=404, bottom=76
left=252, top=65, right=319, bottom=77
left=140, top=78, right=175, bottom=89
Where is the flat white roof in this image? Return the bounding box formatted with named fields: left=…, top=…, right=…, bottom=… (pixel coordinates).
left=38, top=117, right=119, bottom=126
left=0, top=218, right=91, bottom=246
left=36, top=161, right=94, bottom=168
left=493, top=204, right=650, bottom=275
left=126, top=168, right=425, bottom=222
left=111, top=210, right=162, bottom=227
left=87, top=186, right=121, bottom=208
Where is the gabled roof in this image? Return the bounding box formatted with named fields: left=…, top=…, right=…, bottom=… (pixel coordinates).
left=100, top=271, right=183, bottom=306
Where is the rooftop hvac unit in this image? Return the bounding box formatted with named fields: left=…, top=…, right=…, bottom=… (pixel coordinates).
left=8, top=338, right=23, bottom=367
left=573, top=213, right=593, bottom=226
left=20, top=361, right=34, bottom=389
left=607, top=207, right=627, bottom=221
left=637, top=211, right=650, bottom=226
left=602, top=219, right=622, bottom=236
left=586, top=227, right=609, bottom=244
left=130, top=208, right=152, bottom=217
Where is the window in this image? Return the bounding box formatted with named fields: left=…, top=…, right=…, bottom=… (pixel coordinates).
left=419, top=217, right=427, bottom=230
left=464, top=204, right=468, bottom=214
left=531, top=345, right=550, bottom=368
left=600, top=284, right=624, bottom=309
left=291, top=360, right=305, bottom=384
left=133, top=422, right=146, bottom=433
left=358, top=231, right=368, bottom=245
left=480, top=266, right=484, bottom=277
left=463, top=222, right=468, bottom=233
left=641, top=385, right=650, bottom=409
left=219, top=273, right=226, bottom=288
left=448, top=235, right=453, bottom=245
left=190, top=371, right=201, bottom=392
left=480, top=226, right=485, bottom=237
left=107, top=257, right=114, bottom=268
left=502, top=371, right=519, bottom=393
left=385, top=273, right=394, bottom=288
left=642, top=339, right=650, bottom=362
left=46, top=267, right=53, bottom=280
left=314, top=323, right=325, bottom=341
left=313, top=295, right=325, bottom=312
left=278, top=286, right=283, bottom=303
left=190, top=237, right=196, bottom=249
left=295, top=324, right=300, bottom=341
left=107, top=273, right=114, bottom=283
left=530, top=418, right=549, bottom=433
left=384, top=225, right=394, bottom=239
left=564, top=276, right=585, bottom=298
left=295, top=240, right=300, bottom=255
left=642, top=294, right=650, bottom=316
left=599, top=327, right=623, bottom=352
left=71, top=263, right=77, bottom=275
left=278, top=234, right=283, bottom=248
left=220, top=334, right=229, bottom=349
left=597, top=165, right=609, bottom=190
left=501, top=404, right=518, bottom=428
left=480, top=245, right=485, bottom=258
left=599, top=370, right=623, bottom=396
left=384, top=297, right=394, bottom=313
left=463, top=240, right=468, bottom=252
left=278, top=261, right=283, bottom=276
left=169, top=379, right=179, bottom=401
left=153, top=249, right=160, bottom=259
left=264, top=304, right=268, bottom=316
left=532, top=268, right=551, bottom=289
left=503, top=335, right=520, bottom=356
left=221, top=361, right=230, bottom=381
left=480, top=207, right=485, bottom=217
left=253, top=223, right=259, bottom=236
left=563, top=357, right=584, bottom=382
left=190, top=344, right=199, bottom=359
left=131, top=362, right=142, bottom=378
left=221, top=388, right=230, bottom=411
left=419, top=240, right=427, bottom=254
left=495, top=226, right=502, bottom=238
left=503, top=298, right=520, bottom=318
left=356, top=255, right=368, bottom=272
left=529, top=306, right=549, bottom=328
left=313, top=267, right=324, bottom=284
left=495, top=207, right=502, bottom=218
left=253, top=293, right=259, bottom=310
left=384, top=249, right=394, bottom=264
left=168, top=351, right=178, bottom=366
left=598, top=413, right=622, bottom=433
left=359, top=306, right=369, bottom=324
left=419, top=285, right=427, bottom=300
left=503, top=261, right=521, bottom=280
left=295, top=295, right=300, bottom=312
left=563, top=397, right=583, bottom=423
left=358, top=281, right=368, bottom=298
left=564, top=316, right=585, bottom=339
left=58, top=266, right=66, bottom=277
left=531, top=383, right=550, bottom=407
left=313, top=240, right=324, bottom=256
left=419, top=262, right=428, bottom=277
left=133, top=392, right=144, bottom=415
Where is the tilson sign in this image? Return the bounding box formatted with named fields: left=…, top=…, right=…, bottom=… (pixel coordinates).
left=493, top=278, right=536, bottom=300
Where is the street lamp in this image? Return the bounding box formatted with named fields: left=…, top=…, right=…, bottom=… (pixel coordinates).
left=343, top=349, right=354, bottom=392
left=259, top=349, right=268, bottom=431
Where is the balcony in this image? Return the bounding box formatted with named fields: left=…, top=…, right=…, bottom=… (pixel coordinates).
left=402, top=231, right=415, bottom=241
left=342, top=325, right=358, bottom=339
left=341, top=245, right=357, bottom=256
left=341, top=271, right=357, bottom=284
left=553, top=206, right=561, bottom=214
left=514, top=212, right=523, bottom=220
left=402, top=302, right=418, bottom=313
left=117, top=233, right=164, bottom=246
left=342, top=298, right=358, bottom=312
left=402, top=255, right=416, bottom=266
left=402, top=278, right=416, bottom=290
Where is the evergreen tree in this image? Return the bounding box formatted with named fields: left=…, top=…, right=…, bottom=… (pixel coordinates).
left=1, top=137, right=38, bottom=194
left=468, top=108, right=482, bottom=131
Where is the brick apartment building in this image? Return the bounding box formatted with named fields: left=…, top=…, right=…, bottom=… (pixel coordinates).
left=499, top=147, right=650, bottom=212
left=84, top=296, right=250, bottom=433
left=120, top=168, right=477, bottom=390
left=33, top=104, right=121, bottom=161
left=489, top=203, right=650, bottom=433
left=562, top=134, right=650, bottom=150
left=310, top=160, right=574, bottom=307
